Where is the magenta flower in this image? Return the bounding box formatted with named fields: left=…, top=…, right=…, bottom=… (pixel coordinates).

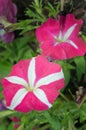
left=0, top=0, right=17, bottom=43
left=36, top=14, right=86, bottom=60
left=2, top=55, right=65, bottom=113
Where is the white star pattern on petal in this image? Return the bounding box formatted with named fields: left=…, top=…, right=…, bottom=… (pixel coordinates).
left=54, top=24, right=78, bottom=49
left=5, top=58, right=64, bottom=109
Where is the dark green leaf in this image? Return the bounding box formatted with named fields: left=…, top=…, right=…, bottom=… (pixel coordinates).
left=74, top=56, right=86, bottom=81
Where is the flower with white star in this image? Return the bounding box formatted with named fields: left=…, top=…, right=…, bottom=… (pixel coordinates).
left=2, top=55, right=65, bottom=113
left=36, top=14, right=86, bottom=60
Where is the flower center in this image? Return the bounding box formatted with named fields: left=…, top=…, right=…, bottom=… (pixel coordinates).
left=54, top=36, right=65, bottom=46
left=25, top=85, right=36, bottom=92
left=56, top=37, right=64, bottom=43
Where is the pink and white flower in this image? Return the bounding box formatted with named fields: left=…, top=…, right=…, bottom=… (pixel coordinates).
left=36, top=14, right=86, bottom=60
left=2, top=55, right=65, bottom=113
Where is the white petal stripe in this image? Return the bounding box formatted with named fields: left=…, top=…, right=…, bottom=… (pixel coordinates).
left=33, top=88, right=52, bottom=108
left=28, top=58, right=36, bottom=88
left=5, top=76, right=28, bottom=87
left=58, top=30, right=62, bottom=39
left=66, top=40, right=78, bottom=49
left=7, top=88, right=28, bottom=110
left=63, top=24, right=77, bottom=41
left=35, top=70, right=64, bottom=88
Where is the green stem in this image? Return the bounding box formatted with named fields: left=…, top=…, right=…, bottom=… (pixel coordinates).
left=78, top=95, right=86, bottom=108
left=68, top=118, right=76, bottom=130
left=60, top=0, right=64, bottom=11
left=60, top=92, right=69, bottom=102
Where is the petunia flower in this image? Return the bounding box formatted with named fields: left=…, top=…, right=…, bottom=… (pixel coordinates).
left=0, top=0, right=17, bottom=43
left=2, top=55, right=65, bottom=113
left=36, top=14, right=86, bottom=60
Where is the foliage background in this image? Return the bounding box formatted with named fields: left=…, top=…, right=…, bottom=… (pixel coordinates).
left=0, top=0, right=86, bottom=130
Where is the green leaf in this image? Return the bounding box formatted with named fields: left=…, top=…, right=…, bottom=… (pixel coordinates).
left=43, top=111, right=61, bottom=130
left=19, top=25, right=38, bottom=35
left=82, top=34, right=86, bottom=42
left=0, top=125, right=6, bottom=130
left=27, top=120, right=37, bottom=130
left=17, top=124, right=24, bottom=130
left=7, top=123, right=14, bottom=130
left=0, top=61, right=12, bottom=78
left=22, top=49, right=36, bottom=59
left=80, top=103, right=86, bottom=122
left=63, top=65, right=71, bottom=85
left=68, top=118, right=76, bottom=130
left=12, top=36, right=32, bottom=50
left=74, top=56, right=86, bottom=81
left=56, top=60, right=72, bottom=85
left=80, top=110, right=86, bottom=122
left=45, top=2, right=60, bottom=18
left=0, top=110, right=15, bottom=118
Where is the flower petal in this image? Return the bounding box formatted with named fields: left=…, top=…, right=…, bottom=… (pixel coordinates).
left=61, top=14, right=83, bottom=37
left=28, top=58, right=36, bottom=87
left=58, top=30, right=62, bottom=39
left=61, top=37, right=86, bottom=59
left=1, top=32, right=15, bottom=43
left=36, top=18, right=60, bottom=44
left=35, top=70, right=64, bottom=88
left=5, top=76, right=28, bottom=87
left=41, top=42, right=67, bottom=60
left=7, top=88, right=28, bottom=110
left=66, top=40, right=78, bottom=49
left=33, top=88, right=52, bottom=108
left=63, top=24, right=77, bottom=41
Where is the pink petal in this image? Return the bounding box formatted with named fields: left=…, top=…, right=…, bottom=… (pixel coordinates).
left=33, top=88, right=52, bottom=108
left=40, top=42, right=67, bottom=60
left=36, top=18, right=60, bottom=44
left=35, top=71, right=64, bottom=88
left=60, top=14, right=83, bottom=37
left=35, top=55, right=63, bottom=80
left=14, top=90, right=51, bottom=112
left=7, top=88, right=28, bottom=110
left=14, top=92, right=33, bottom=113
left=11, top=117, right=20, bottom=122
left=9, top=60, right=30, bottom=82
left=61, top=38, right=86, bottom=59
left=15, top=92, right=49, bottom=112
left=36, top=80, right=63, bottom=103
left=2, top=81, right=23, bottom=106
left=14, top=124, right=20, bottom=130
